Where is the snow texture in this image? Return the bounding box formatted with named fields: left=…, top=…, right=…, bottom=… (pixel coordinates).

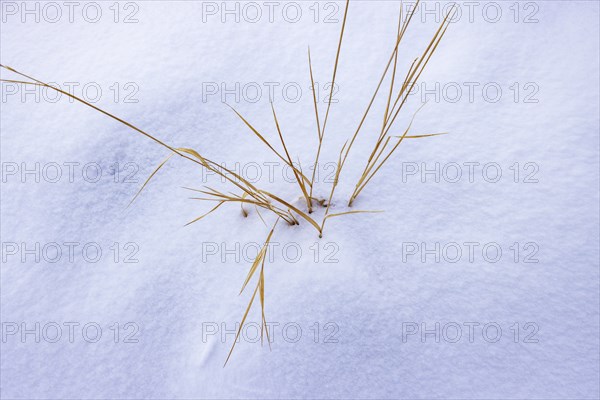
left=1, top=1, right=599, bottom=398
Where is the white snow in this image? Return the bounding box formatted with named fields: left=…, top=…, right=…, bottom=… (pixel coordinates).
left=1, top=1, right=599, bottom=398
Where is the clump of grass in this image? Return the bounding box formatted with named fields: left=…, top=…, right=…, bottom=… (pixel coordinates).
left=346, top=2, right=455, bottom=206
left=0, top=0, right=455, bottom=364
left=307, top=0, right=350, bottom=214
left=227, top=103, right=314, bottom=210
left=0, top=64, right=322, bottom=229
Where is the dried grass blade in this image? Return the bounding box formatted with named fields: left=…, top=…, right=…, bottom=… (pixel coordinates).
left=128, top=152, right=175, bottom=207
left=240, top=219, right=278, bottom=294
left=224, top=283, right=259, bottom=367
left=352, top=105, right=424, bottom=201
left=319, top=140, right=348, bottom=237
left=1, top=66, right=290, bottom=221
left=381, top=7, right=454, bottom=137
left=176, top=147, right=268, bottom=203
left=254, top=204, right=268, bottom=227
left=0, top=79, right=45, bottom=86
left=240, top=247, right=266, bottom=295
left=308, top=47, right=323, bottom=141
left=240, top=192, right=249, bottom=217
left=184, top=201, right=226, bottom=226
left=324, top=210, right=384, bottom=220
left=338, top=0, right=421, bottom=173
left=0, top=66, right=204, bottom=168
left=227, top=104, right=309, bottom=184
left=260, top=191, right=321, bottom=232
left=402, top=132, right=448, bottom=139
left=320, top=0, right=350, bottom=137
left=308, top=47, right=324, bottom=200
left=271, top=102, right=312, bottom=207
left=382, top=4, right=404, bottom=126
left=258, top=258, right=270, bottom=348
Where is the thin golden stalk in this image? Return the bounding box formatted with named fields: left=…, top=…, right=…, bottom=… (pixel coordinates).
left=307, top=0, right=350, bottom=209
left=358, top=7, right=410, bottom=184
left=224, top=218, right=279, bottom=366
left=369, top=58, right=420, bottom=168
left=382, top=4, right=404, bottom=126
left=186, top=187, right=297, bottom=225
left=254, top=204, right=268, bottom=227
left=0, top=69, right=270, bottom=208
left=347, top=6, right=455, bottom=206
left=223, top=282, right=259, bottom=367
left=240, top=219, right=278, bottom=294
left=348, top=105, right=424, bottom=205
left=357, top=136, right=392, bottom=188
left=336, top=0, right=422, bottom=177
left=381, top=56, right=419, bottom=129
left=270, top=102, right=312, bottom=210
left=174, top=147, right=269, bottom=204
left=319, top=0, right=350, bottom=139
left=0, top=67, right=328, bottom=228
left=227, top=104, right=311, bottom=187
left=258, top=257, right=270, bottom=349
left=184, top=201, right=226, bottom=226
left=402, top=133, right=448, bottom=139
left=307, top=47, right=322, bottom=208
left=319, top=1, right=422, bottom=219
left=259, top=190, right=322, bottom=233
left=319, top=141, right=348, bottom=238
left=128, top=152, right=175, bottom=207
left=380, top=7, right=455, bottom=138
left=240, top=192, right=249, bottom=217
left=324, top=210, right=383, bottom=221
left=352, top=131, right=448, bottom=199
left=350, top=47, right=441, bottom=203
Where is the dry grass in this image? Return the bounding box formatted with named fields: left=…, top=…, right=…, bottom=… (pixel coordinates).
left=346, top=3, right=455, bottom=206
left=224, top=218, right=278, bottom=366
left=0, top=0, right=454, bottom=364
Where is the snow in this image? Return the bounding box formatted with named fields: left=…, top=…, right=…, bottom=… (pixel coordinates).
left=1, top=1, right=599, bottom=398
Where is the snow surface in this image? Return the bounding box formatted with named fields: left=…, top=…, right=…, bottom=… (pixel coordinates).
left=1, top=1, right=599, bottom=398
